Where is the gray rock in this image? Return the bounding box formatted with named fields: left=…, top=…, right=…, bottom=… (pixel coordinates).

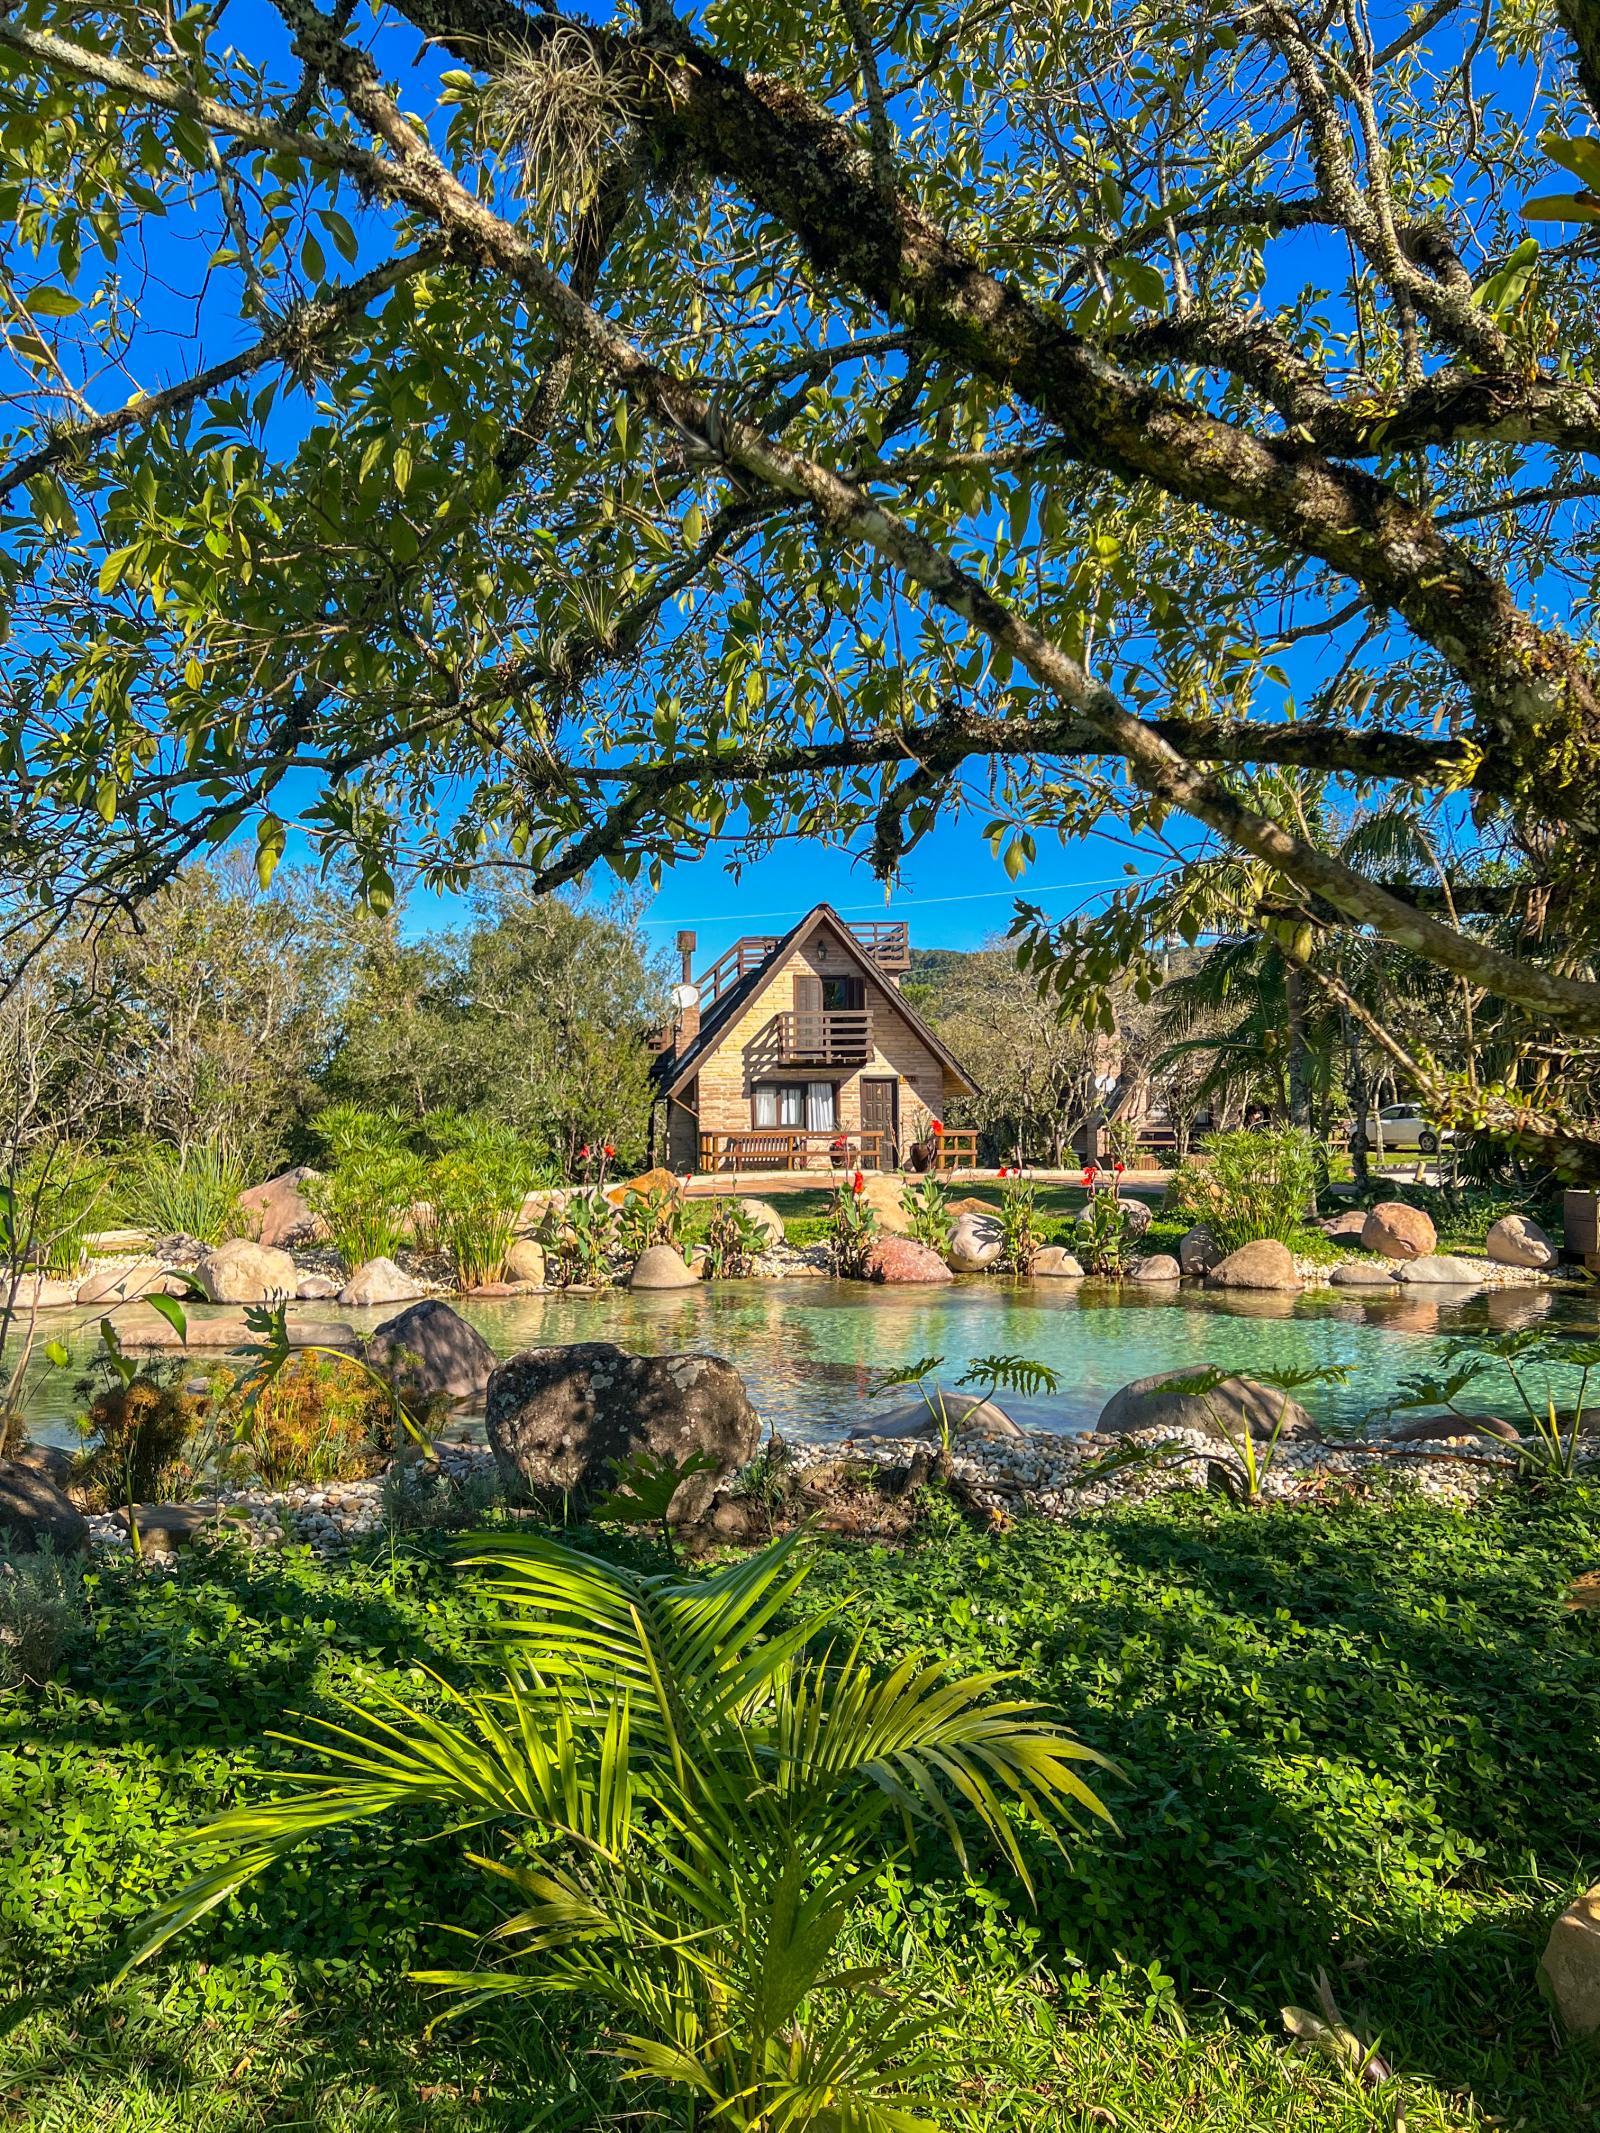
left=629, top=1243, right=700, bottom=1289
left=736, top=1198, right=786, bottom=1248
left=1097, top=1369, right=1318, bottom=1442
left=1387, top=1412, right=1520, bottom=1444
left=1485, top=1213, right=1559, bottom=1270
left=1206, top=1239, right=1300, bottom=1292
left=855, top=1394, right=1022, bottom=1442
left=112, top=1502, right=223, bottom=1550
left=338, top=1257, right=426, bottom=1308
left=1178, top=1224, right=1223, bottom=1276
left=194, top=1239, right=298, bottom=1304
left=485, top=1342, right=760, bottom=1519
left=947, top=1210, right=1004, bottom=1272
left=238, top=1167, right=327, bottom=1249
left=366, top=1298, right=498, bottom=1401
left=75, top=1259, right=169, bottom=1305
left=1031, top=1246, right=1085, bottom=1279
left=0, top=1460, right=89, bottom=1553
left=505, top=1237, right=546, bottom=1284
left=1319, top=1207, right=1371, bottom=1243
left=1330, top=1261, right=1397, bottom=1287
left=1130, top=1254, right=1182, bottom=1283
left=296, top=1273, right=341, bottom=1300
left=3, top=1275, right=78, bottom=1312
left=1393, top=1254, right=1485, bottom=1286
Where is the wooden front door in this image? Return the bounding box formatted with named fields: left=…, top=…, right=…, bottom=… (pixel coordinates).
left=859, top=1078, right=899, bottom=1169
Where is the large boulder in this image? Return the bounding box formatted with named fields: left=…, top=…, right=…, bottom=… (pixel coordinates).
left=736, top=1198, right=786, bottom=1249
left=1178, top=1224, right=1223, bottom=1276
left=1206, top=1239, right=1300, bottom=1292
left=1319, top=1206, right=1371, bottom=1243
left=861, top=1235, right=952, bottom=1284
left=485, top=1342, right=760, bottom=1518
left=3, top=1276, right=80, bottom=1312
left=947, top=1210, right=1004, bottom=1272
left=238, top=1166, right=327, bottom=1249
left=1032, top=1246, right=1085, bottom=1279
left=338, top=1257, right=426, bottom=1308
left=366, top=1298, right=498, bottom=1401
left=0, top=1460, right=89, bottom=1553
left=505, top=1237, right=547, bottom=1285
left=629, top=1243, right=700, bottom=1290
left=1394, top=1254, right=1485, bottom=1286
left=858, top=1174, right=912, bottom=1236
left=1541, top=1885, right=1600, bottom=2035
left=1075, top=1196, right=1152, bottom=1238
left=75, top=1260, right=172, bottom=1306
left=1130, top=1254, right=1182, bottom=1284
left=1486, top=1214, right=1559, bottom=1270
left=193, top=1239, right=298, bottom=1304
left=1362, top=1201, right=1436, bottom=1260
left=1097, top=1369, right=1319, bottom=1442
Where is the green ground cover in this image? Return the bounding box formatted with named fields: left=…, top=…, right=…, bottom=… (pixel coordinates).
left=3, top=1493, right=1599, bottom=2129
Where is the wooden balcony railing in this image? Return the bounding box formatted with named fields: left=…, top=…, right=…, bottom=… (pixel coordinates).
left=928, top=1128, right=978, bottom=1171
left=771, top=1009, right=872, bottom=1064
left=698, top=1129, right=885, bottom=1173
left=850, top=920, right=910, bottom=971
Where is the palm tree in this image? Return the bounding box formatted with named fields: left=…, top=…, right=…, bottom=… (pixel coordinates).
left=130, top=1533, right=1111, bottom=2131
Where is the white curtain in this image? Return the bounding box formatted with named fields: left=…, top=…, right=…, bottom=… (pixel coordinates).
left=807, top=1082, right=836, bottom=1130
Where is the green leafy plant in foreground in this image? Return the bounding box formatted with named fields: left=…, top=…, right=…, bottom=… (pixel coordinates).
left=872, top=1353, right=1060, bottom=1452
left=1383, top=1330, right=1600, bottom=1481
left=588, top=1446, right=720, bottom=1562
left=902, top=1174, right=953, bottom=1256
left=130, top=1533, right=1111, bottom=2132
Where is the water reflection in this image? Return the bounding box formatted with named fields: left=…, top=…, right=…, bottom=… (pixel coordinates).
left=11, top=1274, right=1600, bottom=1447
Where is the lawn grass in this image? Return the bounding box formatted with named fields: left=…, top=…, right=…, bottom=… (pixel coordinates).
left=4, top=1494, right=1599, bottom=2129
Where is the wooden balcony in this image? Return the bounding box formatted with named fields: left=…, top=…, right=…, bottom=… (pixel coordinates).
left=850, top=920, right=910, bottom=972
left=771, top=1009, right=873, bottom=1064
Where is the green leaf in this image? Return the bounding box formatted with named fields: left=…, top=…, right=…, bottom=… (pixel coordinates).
left=1522, top=192, right=1600, bottom=225
left=255, top=812, right=286, bottom=888
left=1108, top=255, right=1165, bottom=308
left=43, top=1339, right=69, bottom=1367
left=1475, top=237, right=1540, bottom=313
left=97, top=546, right=138, bottom=597
left=144, top=1294, right=188, bottom=1342
left=25, top=287, right=82, bottom=317
left=1542, top=132, right=1600, bottom=189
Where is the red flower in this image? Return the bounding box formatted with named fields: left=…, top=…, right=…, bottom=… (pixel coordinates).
left=603, top=1143, right=615, bottom=1159
left=1081, top=1164, right=1096, bottom=1184
left=852, top=1169, right=865, bottom=1193
left=579, top=1144, right=591, bottom=1160
left=1114, top=1161, right=1125, bottom=1175
left=998, top=1165, right=1010, bottom=1178
left=931, top=1118, right=944, bottom=1135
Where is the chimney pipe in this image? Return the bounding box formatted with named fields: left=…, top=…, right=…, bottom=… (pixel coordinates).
left=677, top=930, right=697, bottom=985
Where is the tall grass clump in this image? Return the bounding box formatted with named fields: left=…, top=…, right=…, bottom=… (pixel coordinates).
left=219, top=1352, right=396, bottom=1488
left=304, top=1107, right=424, bottom=1271
left=0, top=1542, right=85, bottom=1689
left=120, top=1143, right=244, bottom=1244
left=425, top=1116, right=539, bottom=1290
left=1170, top=1126, right=1323, bottom=1252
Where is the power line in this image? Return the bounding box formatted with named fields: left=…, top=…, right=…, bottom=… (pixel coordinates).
left=637, top=875, right=1131, bottom=928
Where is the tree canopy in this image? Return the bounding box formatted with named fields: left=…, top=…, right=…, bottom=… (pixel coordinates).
left=6, top=0, right=1600, bottom=1157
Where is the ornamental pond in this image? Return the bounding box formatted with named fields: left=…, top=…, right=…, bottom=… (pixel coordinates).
left=15, top=1273, right=1599, bottom=1449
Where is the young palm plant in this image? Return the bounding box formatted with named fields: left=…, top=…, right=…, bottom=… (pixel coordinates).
left=129, top=1534, right=1112, bottom=2130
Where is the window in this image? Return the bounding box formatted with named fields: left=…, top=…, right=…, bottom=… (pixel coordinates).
left=754, top=1083, right=836, bottom=1130
left=820, top=975, right=864, bottom=1011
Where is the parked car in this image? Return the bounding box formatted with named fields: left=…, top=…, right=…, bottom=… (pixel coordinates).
left=1349, top=1104, right=1452, bottom=1155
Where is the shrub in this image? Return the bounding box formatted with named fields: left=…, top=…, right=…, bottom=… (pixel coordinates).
left=700, top=1200, right=766, bottom=1277
left=1077, top=1190, right=1131, bottom=1276
left=304, top=1148, right=425, bottom=1270
left=119, top=1143, right=245, bottom=1245
left=616, top=1181, right=684, bottom=1261
left=1169, top=1126, right=1323, bottom=1252
left=0, top=1541, right=85, bottom=1689
left=827, top=1173, right=878, bottom=1276
left=903, top=1173, right=953, bottom=1255
left=73, top=1369, right=207, bottom=1507
left=221, top=1353, right=394, bottom=1488
left=426, top=1119, right=538, bottom=1289
left=997, top=1175, right=1045, bottom=1273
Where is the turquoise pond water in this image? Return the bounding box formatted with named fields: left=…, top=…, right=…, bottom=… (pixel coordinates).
left=12, top=1275, right=1600, bottom=1447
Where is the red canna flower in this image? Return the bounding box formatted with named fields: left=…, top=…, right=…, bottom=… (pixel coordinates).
left=579, top=1144, right=591, bottom=1160
left=1114, top=1161, right=1125, bottom=1175
left=931, top=1118, right=944, bottom=1135
left=603, top=1143, right=615, bottom=1158
left=1081, top=1164, right=1096, bottom=1185
left=852, top=1169, right=865, bottom=1193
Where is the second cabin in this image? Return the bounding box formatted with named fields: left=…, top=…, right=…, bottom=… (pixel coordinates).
left=652, top=904, right=975, bottom=1173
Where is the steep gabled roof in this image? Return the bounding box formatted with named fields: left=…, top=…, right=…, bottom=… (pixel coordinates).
left=655, top=903, right=974, bottom=1099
